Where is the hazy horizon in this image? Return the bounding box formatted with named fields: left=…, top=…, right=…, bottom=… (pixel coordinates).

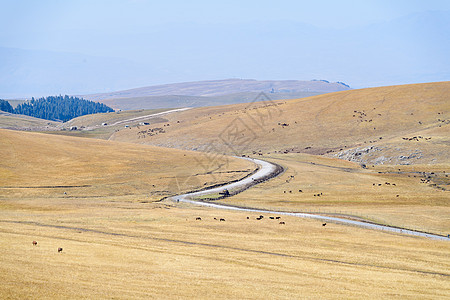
left=1, top=0, right=449, bottom=98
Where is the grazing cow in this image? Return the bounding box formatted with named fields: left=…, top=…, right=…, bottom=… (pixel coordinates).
left=259, top=215, right=264, bottom=219
left=276, top=216, right=281, bottom=220
left=256, top=217, right=262, bottom=220
left=32, top=241, right=37, bottom=246
left=322, top=223, right=327, bottom=226
left=299, top=189, right=302, bottom=192
left=269, top=217, right=275, bottom=219
left=214, top=218, right=217, bottom=220
left=196, top=217, right=202, bottom=220
left=219, top=218, right=225, bottom=222
left=58, top=247, right=63, bottom=253
left=279, top=222, right=285, bottom=225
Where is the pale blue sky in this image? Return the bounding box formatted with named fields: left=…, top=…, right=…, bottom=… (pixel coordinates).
left=0, top=0, right=449, bottom=96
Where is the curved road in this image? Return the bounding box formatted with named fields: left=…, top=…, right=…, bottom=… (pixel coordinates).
left=109, top=107, right=191, bottom=126
left=172, top=157, right=449, bottom=241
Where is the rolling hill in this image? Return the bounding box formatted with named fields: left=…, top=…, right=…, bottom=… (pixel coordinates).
left=0, top=129, right=255, bottom=200
left=0, top=111, right=60, bottom=131
left=110, top=81, right=450, bottom=166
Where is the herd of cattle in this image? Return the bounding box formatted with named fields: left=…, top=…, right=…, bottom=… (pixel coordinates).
left=195, top=215, right=328, bottom=226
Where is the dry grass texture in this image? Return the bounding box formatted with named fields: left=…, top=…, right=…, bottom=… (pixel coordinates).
left=0, top=129, right=255, bottom=201
left=1, top=198, right=449, bottom=299
left=110, top=81, right=450, bottom=164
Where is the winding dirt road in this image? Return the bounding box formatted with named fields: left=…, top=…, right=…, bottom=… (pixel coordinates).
left=109, top=107, right=191, bottom=126
left=172, top=157, right=449, bottom=241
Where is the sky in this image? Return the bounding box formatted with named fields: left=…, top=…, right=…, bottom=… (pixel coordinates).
left=0, top=0, right=449, bottom=97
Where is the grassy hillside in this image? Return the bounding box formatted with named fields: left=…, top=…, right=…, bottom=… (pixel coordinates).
left=47, top=108, right=174, bottom=139
left=0, top=129, right=255, bottom=200
left=219, top=152, right=449, bottom=235
left=0, top=112, right=60, bottom=130
left=110, top=81, right=450, bottom=165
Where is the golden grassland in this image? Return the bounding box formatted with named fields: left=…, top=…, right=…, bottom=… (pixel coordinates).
left=1, top=195, right=449, bottom=299
left=0, top=113, right=60, bottom=130
left=0, top=130, right=449, bottom=299
left=110, top=81, right=450, bottom=162
left=0, top=129, right=255, bottom=201
left=219, top=153, right=449, bottom=235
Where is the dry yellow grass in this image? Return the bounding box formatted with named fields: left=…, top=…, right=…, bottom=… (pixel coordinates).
left=1, top=195, right=449, bottom=299
left=219, top=153, right=449, bottom=235
left=0, top=113, right=60, bottom=130
left=0, top=129, right=255, bottom=201
left=110, top=81, right=450, bottom=163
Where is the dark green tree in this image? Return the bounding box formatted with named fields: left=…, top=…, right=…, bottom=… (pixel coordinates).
left=0, top=99, right=14, bottom=113
left=13, top=95, right=114, bottom=122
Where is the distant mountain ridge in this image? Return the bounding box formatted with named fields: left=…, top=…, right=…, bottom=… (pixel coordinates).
left=83, top=79, right=351, bottom=100
left=80, top=79, right=351, bottom=110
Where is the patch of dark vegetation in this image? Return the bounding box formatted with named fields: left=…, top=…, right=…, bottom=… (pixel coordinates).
left=0, top=99, right=14, bottom=113
left=10, top=95, right=114, bottom=122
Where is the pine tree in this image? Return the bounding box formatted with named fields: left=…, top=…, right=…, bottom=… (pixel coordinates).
left=0, top=99, right=14, bottom=113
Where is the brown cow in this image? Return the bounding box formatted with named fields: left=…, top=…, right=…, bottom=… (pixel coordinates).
left=32, top=241, right=37, bottom=246
left=58, top=247, right=63, bottom=253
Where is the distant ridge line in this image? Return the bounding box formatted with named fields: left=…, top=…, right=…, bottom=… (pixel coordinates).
left=82, top=78, right=351, bottom=101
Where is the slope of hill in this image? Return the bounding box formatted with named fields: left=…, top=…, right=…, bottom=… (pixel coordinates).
left=0, top=129, right=255, bottom=200
left=110, top=81, right=450, bottom=166
left=0, top=111, right=60, bottom=130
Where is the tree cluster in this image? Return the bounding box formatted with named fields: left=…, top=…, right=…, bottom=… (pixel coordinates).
left=0, top=99, right=14, bottom=113
left=0, top=95, right=114, bottom=122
